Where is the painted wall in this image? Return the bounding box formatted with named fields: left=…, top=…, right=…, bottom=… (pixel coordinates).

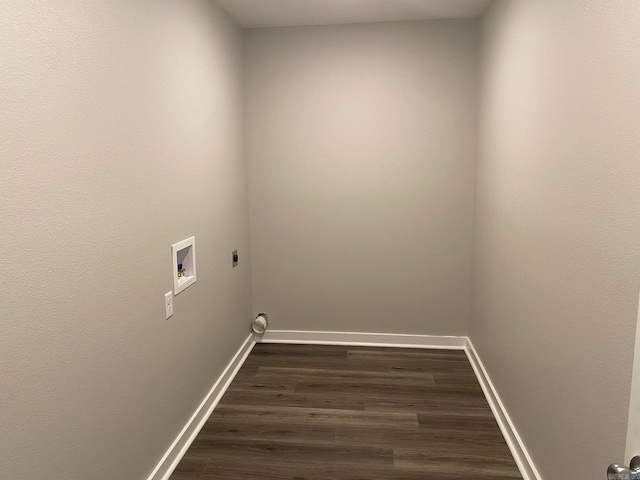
left=0, top=1, right=252, bottom=479
left=245, top=21, right=479, bottom=335
left=471, top=1, right=640, bottom=477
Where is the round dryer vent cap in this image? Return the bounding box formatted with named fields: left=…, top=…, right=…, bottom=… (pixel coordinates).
left=252, top=313, right=269, bottom=335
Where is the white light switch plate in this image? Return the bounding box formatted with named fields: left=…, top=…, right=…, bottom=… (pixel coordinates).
left=164, top=291, right=174, bottom=319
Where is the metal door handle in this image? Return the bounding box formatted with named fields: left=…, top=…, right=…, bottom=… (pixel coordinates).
left=608, top=456, right=640, bottom=479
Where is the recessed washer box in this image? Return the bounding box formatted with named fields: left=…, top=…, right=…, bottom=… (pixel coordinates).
left=172, top=236, right=196, bottom=295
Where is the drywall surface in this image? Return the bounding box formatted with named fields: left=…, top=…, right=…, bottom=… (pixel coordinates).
left=245, top=21, right=479, bottom=335
left=0, top=1, right=251, bottom=479
left=471, top=1, right=640, bottom=477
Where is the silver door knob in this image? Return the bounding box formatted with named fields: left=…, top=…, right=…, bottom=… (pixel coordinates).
left=608, top=456, right=640, bottom=480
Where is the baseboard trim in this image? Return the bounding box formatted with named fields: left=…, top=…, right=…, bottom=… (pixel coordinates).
left=259, top=329, right=539, bottom=480
left=259, top=329, right=467, bottom=349
left=464, top=338, right=541, bottom=480
left=146, top=334, right=255, bottom=480
left=147, top=330, right=539, bottom=480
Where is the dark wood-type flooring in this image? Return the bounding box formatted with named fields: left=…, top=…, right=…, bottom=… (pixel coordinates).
left=169, top=344, right=522, bottom=480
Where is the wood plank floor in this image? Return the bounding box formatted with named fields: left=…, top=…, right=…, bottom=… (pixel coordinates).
left=169, top=344, right=522, bottom=480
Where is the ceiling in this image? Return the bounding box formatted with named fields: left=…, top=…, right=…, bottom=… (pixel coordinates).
left=214, top=0, right=493, bottom=28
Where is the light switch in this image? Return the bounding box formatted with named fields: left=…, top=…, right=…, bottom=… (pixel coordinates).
left=165, top=291, right=174, bottom=319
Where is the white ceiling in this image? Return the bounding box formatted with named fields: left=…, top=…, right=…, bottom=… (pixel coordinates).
left=214, top=0, right=493, bottom=28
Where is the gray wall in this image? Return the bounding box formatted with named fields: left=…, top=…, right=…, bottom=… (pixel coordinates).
left=0, top=1, right=252, bottom=479
left=471, top=1, right=640, bottom=477
left=245, top=21, right=479, bottom=335
left=5, top=2, right=640, bottom=479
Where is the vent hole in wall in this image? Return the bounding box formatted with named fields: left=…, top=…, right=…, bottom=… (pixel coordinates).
left=252, top=313, right=269, bottom=335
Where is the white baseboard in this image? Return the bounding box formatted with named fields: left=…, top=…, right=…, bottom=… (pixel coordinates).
left=147, top=330, right=539, bottom=480
left=259, top=329, right=467, bottom=349
left=464, top=338, right=541, bottom=480
left=259, top=329, right=539, bottom=480
left=146, top=334, right=255, bottom=480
